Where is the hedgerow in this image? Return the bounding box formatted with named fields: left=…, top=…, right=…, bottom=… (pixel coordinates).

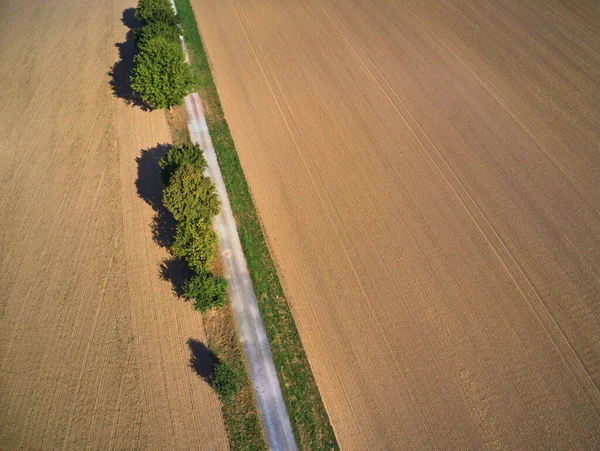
left=159, top=144, right=227, bottom=313
left=133, top=0, right=258, bottom=443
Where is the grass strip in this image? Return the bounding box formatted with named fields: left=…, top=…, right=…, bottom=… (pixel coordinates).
left=174, top=0, right=339, bottom=448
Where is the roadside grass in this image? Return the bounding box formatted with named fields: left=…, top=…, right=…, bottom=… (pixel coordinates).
left=174, top=0, right=339, bottom=448
left=166, top=105, right=266, bottom=450
left=166, top=106, right=192, bottom=146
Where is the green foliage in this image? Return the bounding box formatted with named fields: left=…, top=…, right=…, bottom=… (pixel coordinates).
left=135, top=0, right=179, bottom=26
left=162, top=162, right=220, bottom=223
left=130, top=36, right=194, bottom=109
left=134, top=21, right=181, bottom=48
left=171, top=220, right=218, bottom=273
left=213, top=360, right=242, bottom=401
left=185, top=273, right=228, bottom=312
left=159, top=143, right=207, bottom=185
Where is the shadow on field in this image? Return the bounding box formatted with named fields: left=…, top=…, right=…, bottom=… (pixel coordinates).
left=135, top=144, right=169, bottom=211
left=108, top=8, right=151, bottom=110
left=136, top=144, right=191, bottom=298
left=187, top=338, right=217, bottom=385
left=160, top=256, right=193, bottom=298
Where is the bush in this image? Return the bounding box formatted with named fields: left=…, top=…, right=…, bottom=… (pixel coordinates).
left=185, top=273, right=228, bottom=312
left=159, top=143, right=207, bottom=185
left=135, top=0, right=179, bottom=26
left=163, top=162, right=220, bottom=223
left=130, top=36, right=194, bottom=109
left=134, top=21, right=182, bottom=48
left=213, top=360, right=242, bottom=401
left=171, top=220, right=218, bottom=273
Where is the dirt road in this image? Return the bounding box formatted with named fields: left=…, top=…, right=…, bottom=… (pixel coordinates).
left=0, top=0, right=227, bottom=448
left=192, top=0, right=600, bottom=448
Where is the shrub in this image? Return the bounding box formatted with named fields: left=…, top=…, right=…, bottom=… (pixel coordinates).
left=134, top=21, right=182, bottom=48
left=213, top=360, right=242, bottom=401
left=185, top=273, right=228, bottom=312
left=130, top=36, right=194, bottom=109
left=171, top=220, right=218, bottom=273
left=163, top=162, right=220, bottom=223
left=135, top=0, right=179, bottom=26
left=159, top=143, right=207, bottom=185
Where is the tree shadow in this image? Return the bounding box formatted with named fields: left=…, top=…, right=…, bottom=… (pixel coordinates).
left=159, top=256, right=193, bottom=298
left=108, top=8, right=151, bottom=110
left=187, top=338, right=217, bottom=385
left=136, top=143, right=170, bottom=211
left=151, top=208, right=177, bottom=249
left=136, top=144, right=192, bottom=297
left=136, top=144, right=176, bottom=249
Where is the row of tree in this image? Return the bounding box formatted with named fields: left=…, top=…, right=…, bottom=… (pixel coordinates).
left=131, top=0, right=195, bottom=109
left=134, top=0, right=241, bottom=399
left=160, top=143, right=228, bottom=312
left=161, top=144, right=240, bottom=398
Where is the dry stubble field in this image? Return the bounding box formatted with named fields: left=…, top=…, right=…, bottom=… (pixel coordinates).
left=0, top=0, right=228, bottom=448
left=193, top=0, right=600, bottom=448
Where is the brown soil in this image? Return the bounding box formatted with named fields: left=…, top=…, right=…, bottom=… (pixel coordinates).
left=0, top=0, right=227, bottom=448
left=192, top=0, right=600, bottom=448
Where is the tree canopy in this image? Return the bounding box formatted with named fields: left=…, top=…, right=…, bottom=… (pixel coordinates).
left=131, top=36, right=194, bottom=109
left=159, top=143, right=207, bottom=185
left=171, top=220, right=218, bottom=273
left=134, top=20, right=182, bottom=48
left=135, top=0, right=179, bottom=26
left=162, top=162, right=220, bottom=223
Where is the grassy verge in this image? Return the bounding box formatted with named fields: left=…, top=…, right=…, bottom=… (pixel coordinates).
left=173, top=0, right=338, bottom=448
left=166, top=106, right=266, bottom=450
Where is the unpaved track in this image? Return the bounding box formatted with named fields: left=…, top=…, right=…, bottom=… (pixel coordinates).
left=192, top=0, right=600, bottom=448
left=0, top=0, right=227, bottom=448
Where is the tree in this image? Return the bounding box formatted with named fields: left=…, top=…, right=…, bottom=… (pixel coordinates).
left=162, top=162, right=220, bottom=223
left=135, top=0, right=179, bottom=26
left=130, top=36, right=194, bottom=109
left=134, top=20, right=181, bottom=48
left=184, top=273, right=228, bottom=312
left=159, top=143, right=207, bottom=185
left=212, top=360, right=242, bottom=401
left=171, top=220, right=218, bottom=273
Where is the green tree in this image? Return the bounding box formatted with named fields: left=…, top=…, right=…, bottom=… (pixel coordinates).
left=131, top=36, right=194, bottom=109
left=212, top=360, right=242, bottom=401
left=159, top=143, right=207, bottom=185
left=135, top=0, right=178, bottom=26
left=184, top=273, right=228, bottom=312
left=134, top=21, right=181, bottom=48
left=162, top=162, right=220, bottom=223
left=171, top=220, right=218, bottom=273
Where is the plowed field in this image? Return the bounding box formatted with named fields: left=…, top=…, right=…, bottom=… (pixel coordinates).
left=192, top=0, right=600, bottom=448
left=0, top=0, right=227, bottom=448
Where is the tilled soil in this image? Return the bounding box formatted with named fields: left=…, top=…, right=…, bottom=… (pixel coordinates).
left=192, top=0, right=600, bottom=448
left=0, top=0, right=228, bottom=448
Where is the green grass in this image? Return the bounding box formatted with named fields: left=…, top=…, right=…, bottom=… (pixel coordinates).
left=174, top=0, right=339, bottom=448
